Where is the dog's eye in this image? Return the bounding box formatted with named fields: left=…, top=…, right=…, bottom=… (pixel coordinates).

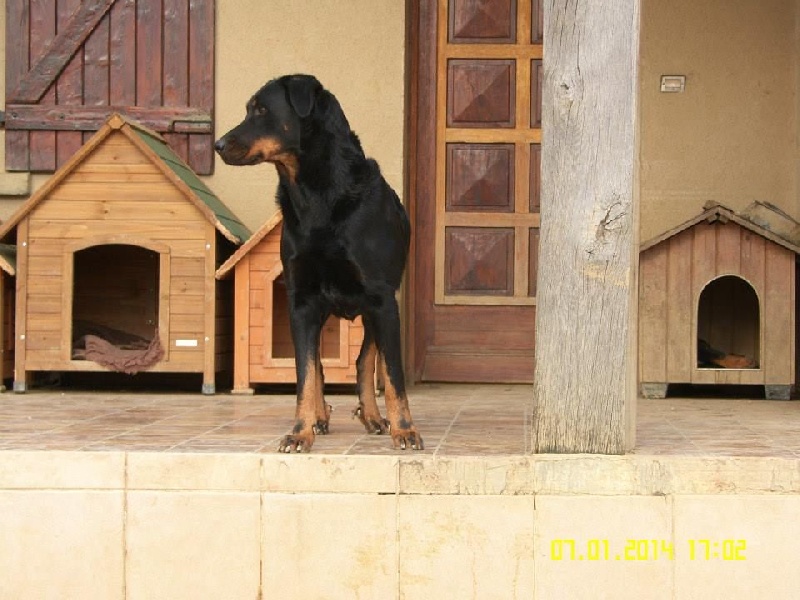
left=255, top=106, right=268, bottom=116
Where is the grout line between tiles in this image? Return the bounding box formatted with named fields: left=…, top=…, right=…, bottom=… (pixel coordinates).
left=122, top=452, right=129, bottom=600
left=432, top=394, right=472, bottom=458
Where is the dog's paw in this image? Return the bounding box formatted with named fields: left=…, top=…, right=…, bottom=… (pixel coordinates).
left=352, top=405, right=389, bottom=434
left=390, top=426, right=424, bottom=451
left=278, top=432, right=315, bottom=453
left=313, top=403, right=333, bottom=435
left=312, top=419, right=330, bottom=435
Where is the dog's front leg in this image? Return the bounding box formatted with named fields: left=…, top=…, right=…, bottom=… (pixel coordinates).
left=279, top=301, right=327, bottom=453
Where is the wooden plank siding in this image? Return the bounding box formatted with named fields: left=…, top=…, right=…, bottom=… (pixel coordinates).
left=763, top=242, right=794, bottom=385
left=5, top=0, right=215, bottom=174
left=56, top=0, right=84, bottom=166
left=187, top=0, right=215, bottom=173
left=28, top=0, right=58, bottom=171
left=638, top=242, right=667, bottom=385
left=13, top=220, right=31, bottom=391
left=5, top=0, right=31, bottom=170
left=667, top=230, right=694, bottom=383
left=639, top=220, right=796, bottom=391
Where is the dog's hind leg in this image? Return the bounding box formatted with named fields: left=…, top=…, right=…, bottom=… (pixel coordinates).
left=352, top=319, right=389, bottom=434
left=313, top=357, right=332, bottom=434
left=371, top=296, right=423, bottom=450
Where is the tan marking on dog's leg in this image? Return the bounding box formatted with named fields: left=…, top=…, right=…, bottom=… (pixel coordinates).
left=353, top=340, right=387, bottom=434
left=313, top=358, right=331, bottom=434
left=379, top=356, right=423, bottom=450
left=278, top=355, right=318, bottom=453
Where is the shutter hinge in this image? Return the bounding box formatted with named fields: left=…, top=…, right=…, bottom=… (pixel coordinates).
left=171, top=118, right=213, bottom=134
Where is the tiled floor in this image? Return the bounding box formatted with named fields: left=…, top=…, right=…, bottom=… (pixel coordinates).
left=1, top=383, right=799, bottom=457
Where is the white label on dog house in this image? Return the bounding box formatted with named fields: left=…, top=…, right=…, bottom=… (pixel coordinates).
left=175, top=339, right=198, bottom=347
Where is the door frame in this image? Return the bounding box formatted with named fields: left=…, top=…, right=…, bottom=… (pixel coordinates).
left=404, top=0, right=437, bottom=382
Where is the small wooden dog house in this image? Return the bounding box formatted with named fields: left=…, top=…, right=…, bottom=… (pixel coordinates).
left=639, top=203, right=799, bottom=400
left=0, top=114, right=250, bottom=393
left=216, top=213, right=364, bottom=393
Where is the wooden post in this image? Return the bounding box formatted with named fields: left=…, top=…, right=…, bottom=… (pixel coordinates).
left=202, top=225, right=216, bottom=395
left=231, top=256, right=254, bottom=394
left=13, top=221, right=30, bottom=393
left=533, top=0, right=640, bottom=453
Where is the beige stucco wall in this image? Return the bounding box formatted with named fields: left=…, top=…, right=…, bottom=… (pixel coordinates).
left=0, top=0, right=407, bottom=232
left=1, top=1, right=797, bottom=244
left=639, top=0, right=799, bottom=242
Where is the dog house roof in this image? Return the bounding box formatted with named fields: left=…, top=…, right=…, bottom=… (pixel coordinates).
left=0, top=244, right=16, bottom=276
left=641, top=202, right=800, bottom=255
left=0, top=113, right=251, bottom=245
left=215, top=211, right=283, bottom=279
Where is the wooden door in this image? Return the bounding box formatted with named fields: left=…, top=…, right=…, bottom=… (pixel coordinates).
left=407, top=0, right=543, bottom=382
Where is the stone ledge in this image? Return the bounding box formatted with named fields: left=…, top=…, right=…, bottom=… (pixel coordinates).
left=3, top=451, right=798, bottom=496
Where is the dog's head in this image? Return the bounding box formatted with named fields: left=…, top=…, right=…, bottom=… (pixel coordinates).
left=214, top=74, right=323, bottom=178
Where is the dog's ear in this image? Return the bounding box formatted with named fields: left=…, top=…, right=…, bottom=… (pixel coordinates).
left=286, top=76, right=320, bottom=118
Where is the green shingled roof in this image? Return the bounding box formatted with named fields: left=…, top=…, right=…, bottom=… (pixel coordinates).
left=131, top=126, right=251, bottom=244
left=0, top=113, right=251, bottom=246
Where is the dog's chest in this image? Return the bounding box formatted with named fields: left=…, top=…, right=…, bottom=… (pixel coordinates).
left=288, top=237, right=368, bottom=319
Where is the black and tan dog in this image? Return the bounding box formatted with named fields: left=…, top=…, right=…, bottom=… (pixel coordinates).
left=215, top=74, right=422, bottom=452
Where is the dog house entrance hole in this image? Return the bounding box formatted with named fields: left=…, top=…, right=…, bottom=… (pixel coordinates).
left=697, top=275, right=760, bottom=369
left=272, top=274, right=342, bottom=360
left=72, top=244, right=160, bottom=355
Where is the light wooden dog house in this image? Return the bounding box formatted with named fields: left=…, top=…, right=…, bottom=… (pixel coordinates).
left=0, top=114, right=250, bottom=393
left=216, top=213, right=364, bottom=393
left=639, top=203, right=799, bottom=400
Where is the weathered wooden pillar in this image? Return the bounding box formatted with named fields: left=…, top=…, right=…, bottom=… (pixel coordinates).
left=533, top=0, right=640, bottom=453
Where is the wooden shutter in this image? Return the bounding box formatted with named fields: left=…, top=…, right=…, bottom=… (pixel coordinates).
left=4, top=0, right=215, bottom=174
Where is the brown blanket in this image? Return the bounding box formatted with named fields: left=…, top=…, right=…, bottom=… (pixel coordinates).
left=74, top=328, right=165, bottom=375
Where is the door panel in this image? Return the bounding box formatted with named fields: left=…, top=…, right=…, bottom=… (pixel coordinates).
left=408, top=0, right=542, bottom=382
left=447, top=143, right=515, bottom=212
